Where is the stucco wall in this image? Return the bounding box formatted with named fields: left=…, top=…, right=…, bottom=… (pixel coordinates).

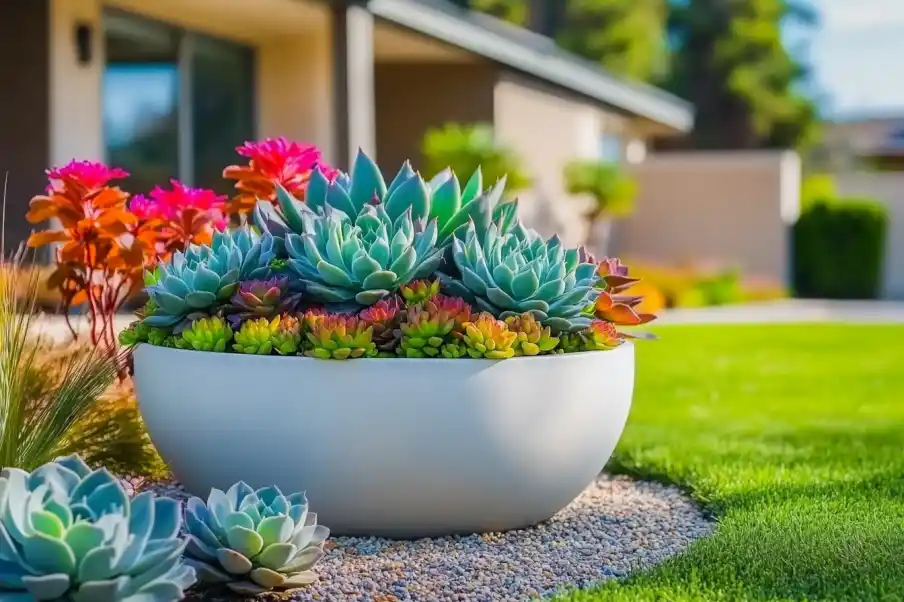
left=836, top=173, right=904, bottom=299
left=614, top=151, right=801, bottom=286
left=257, top=31, right=335, bottom=162
left=374, top=62, right=497, bottom=172
left=493, top=74, right=603, bottom=246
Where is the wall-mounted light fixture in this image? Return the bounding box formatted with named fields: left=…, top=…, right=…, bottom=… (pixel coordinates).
left=75, top=23, right=92, bottom=65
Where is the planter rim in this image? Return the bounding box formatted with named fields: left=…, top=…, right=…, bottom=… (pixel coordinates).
left=134, top=342, right=632, bottom=364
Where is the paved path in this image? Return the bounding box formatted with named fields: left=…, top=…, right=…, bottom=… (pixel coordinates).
left=655, top=299, right=904, bottom=324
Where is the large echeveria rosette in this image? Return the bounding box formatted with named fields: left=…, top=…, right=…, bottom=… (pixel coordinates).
left=440, top=221, right=601, bottom=333
left=0, top=454, right=195, bottom=602
left=183, top=482, right=329, bottom=595
left=142, top=228, right=277, bottom=331
left=285, top=202, right=444, bottom=308
left=254, top=150, right=520, bottom=253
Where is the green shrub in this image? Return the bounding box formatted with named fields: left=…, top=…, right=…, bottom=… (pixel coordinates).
left=695, top=269, right=744, bottom=306
left=421, top=122, right=531, bottom=192
left=793, top=198, right=888, bottom=299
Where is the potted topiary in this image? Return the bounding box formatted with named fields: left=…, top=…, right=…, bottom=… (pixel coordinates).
left=114, top=145, right=657, bottom=539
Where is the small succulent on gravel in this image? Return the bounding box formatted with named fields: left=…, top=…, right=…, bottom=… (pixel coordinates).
left=181, top=316, right=234, bottom=352
left=305, top=314, right=377, bottom=359
left=183, top=482, right=329, bottom=595
left=397, top=294, right=472, bottom=358
left=504, top=312, right=560, bottom=356
left=441, top=222, right=600, bottom=333
left=400, top=279, right=440, bottom=306
left=272, top=314, right=303, bottom=355
left=225, top=275, right=302, bottom=328
left=560, top=320, right=624, bottom=352
left=461, top=313, right=518, bottom=359
left=0, top=454, right=195, bottom=602
left=233, top=317, right=279, bottom=355
left=358, top=296, right=403, bottom=353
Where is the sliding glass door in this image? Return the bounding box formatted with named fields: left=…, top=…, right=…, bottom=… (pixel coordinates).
left=103, top=11, right=255, bottom=194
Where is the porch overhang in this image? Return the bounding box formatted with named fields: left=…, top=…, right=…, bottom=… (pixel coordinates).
left=366, top=0, right=694, bottom=133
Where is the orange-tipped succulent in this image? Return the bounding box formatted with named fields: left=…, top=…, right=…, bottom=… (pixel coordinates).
left=222, top=137, right=339, bottom=214
left=400, top=279, right=440, bottom=306
left=504, top=312, right=559, bottom=356
left=560, top=320, right=623, bottom=353
left=461, top=313, right=518, bottom=359
left=358, top=296, right=403, bottom=353
left=396, top=294, right=469, bottom=358
left=304, top=313, right=377, bottom=360
left=587, top=256, right=657, bottom=327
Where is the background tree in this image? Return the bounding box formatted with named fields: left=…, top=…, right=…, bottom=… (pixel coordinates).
left=662, top=0, right=820, bottom=150
left=556, top=0, right=668, bottom=83
left=421, top=123, right=532, bottom=192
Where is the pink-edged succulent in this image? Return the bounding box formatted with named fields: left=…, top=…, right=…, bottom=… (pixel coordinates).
left=226, top=275, right=302, bottom=328
left=396, top=294, right=474, bottom=358
left=358, top=296, right=404, bottom=352
left=304, top=314, right=377, bottom=360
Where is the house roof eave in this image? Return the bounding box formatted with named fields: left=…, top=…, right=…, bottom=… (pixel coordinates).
left=367, top=0, right=695, bottom=133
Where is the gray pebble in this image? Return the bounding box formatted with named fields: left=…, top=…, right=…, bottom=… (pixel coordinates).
left=134, top=474, right=713, bottom=602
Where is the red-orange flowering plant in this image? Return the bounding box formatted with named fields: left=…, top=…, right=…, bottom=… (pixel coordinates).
left=222, top=137, right=339, bottom=214
left=26, top=162, right=231, bottom=351
left=129, top=179, right=228, bottom=258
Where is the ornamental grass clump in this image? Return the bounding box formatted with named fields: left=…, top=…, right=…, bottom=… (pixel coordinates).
left=114, top=138, right=658, bottom=359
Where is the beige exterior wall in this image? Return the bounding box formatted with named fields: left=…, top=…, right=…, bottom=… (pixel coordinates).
left=836, top=173, right=904, bottom=299
left=47, top=0, right=335, bottom=166
left=614, top=151, right=801, bottom=286
left=49, top=0, right=105, bottom=165
left=374, top=63, right=497, bottom=171
left=493, top=74, right=603, bottom=246
left=257, top=32, right=335, bottom=162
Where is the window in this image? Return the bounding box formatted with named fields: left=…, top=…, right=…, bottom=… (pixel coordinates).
left=103, top=11, right=255, bottom=194
left=599, top=132, right=623, bottom=163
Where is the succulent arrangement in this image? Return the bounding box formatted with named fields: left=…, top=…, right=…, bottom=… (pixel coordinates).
left=117, top=141, right=657, bottom=359
left=0, top=455, right=332, bottom=601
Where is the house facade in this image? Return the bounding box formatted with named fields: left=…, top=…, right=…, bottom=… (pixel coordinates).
left=0, top=0, right=693, bottom=251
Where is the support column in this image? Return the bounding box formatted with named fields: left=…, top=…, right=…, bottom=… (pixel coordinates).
left=331, top=0, right=376, bottom=171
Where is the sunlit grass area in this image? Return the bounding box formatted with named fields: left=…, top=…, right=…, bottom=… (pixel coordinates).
left=559, top=324, right=904, bottom=601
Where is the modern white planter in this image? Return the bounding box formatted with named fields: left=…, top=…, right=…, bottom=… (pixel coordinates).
left=133, top=343, right=635, bottom=538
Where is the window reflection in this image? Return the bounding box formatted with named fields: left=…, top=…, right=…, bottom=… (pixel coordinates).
left=102, top=11, right=255, bottom=194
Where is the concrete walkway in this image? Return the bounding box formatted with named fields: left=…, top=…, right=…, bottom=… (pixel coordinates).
left=655, top=299, right=904, bottom=324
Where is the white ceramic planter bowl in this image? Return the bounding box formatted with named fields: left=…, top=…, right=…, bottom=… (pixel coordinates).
left=133, top=343, right=635, bottom=538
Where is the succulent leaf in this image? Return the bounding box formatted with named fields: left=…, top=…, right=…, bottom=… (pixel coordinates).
left=504, top=312, right=560, bottom=355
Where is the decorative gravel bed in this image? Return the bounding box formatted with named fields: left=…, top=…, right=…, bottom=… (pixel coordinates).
left=125, top=474, right=713, bottom=602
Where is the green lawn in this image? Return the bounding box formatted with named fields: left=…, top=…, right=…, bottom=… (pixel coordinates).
left=558, top=324, right=904, bottom=602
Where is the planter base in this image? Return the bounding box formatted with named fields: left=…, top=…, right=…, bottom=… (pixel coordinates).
left=134, top=344, right=635, bottom=538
